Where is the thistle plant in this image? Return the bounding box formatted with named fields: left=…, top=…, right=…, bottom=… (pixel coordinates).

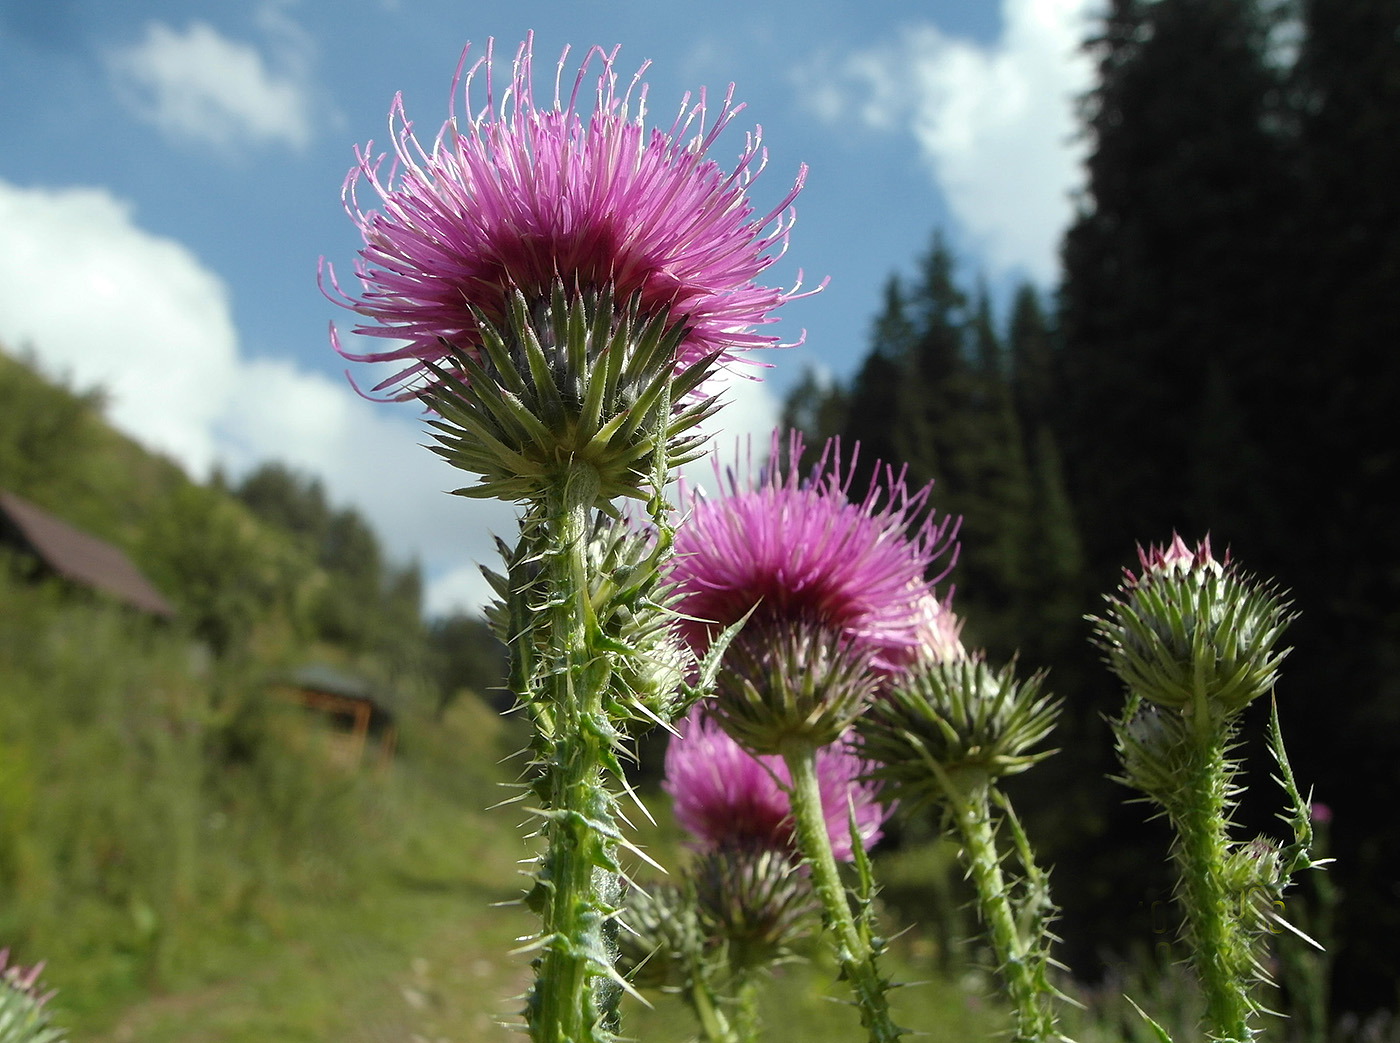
left=325, top=35, right=809, bottom=1043
left=619, top=710, right=872, bottom=1043
left=859, top=653, right=1070, bottom=1043
left=616, top=849, right=818, bottom=1043
left=666, top=431, right=959, bottom=1043
left=1094, top=535, right=1320, bottom=1043
left=0, top=950, right=64, bottom=1043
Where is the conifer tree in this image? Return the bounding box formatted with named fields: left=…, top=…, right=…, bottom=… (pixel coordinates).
left=1058, top=0, right=1294, bottom=579
left=1278, top=0, right=1400, bottom=1008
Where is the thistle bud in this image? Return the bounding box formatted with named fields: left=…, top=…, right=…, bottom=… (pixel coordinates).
left=1111, top=697, right=1191, bottom=803
left=1092, top=534, right=1295, bottom=717
left=859, top=654, right=1060, bottom=804
left=615, top=883, right=705, bottom=992
left=0, top=948, right=62, bottom=1043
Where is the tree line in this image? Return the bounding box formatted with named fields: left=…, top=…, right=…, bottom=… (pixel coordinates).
left=784, top=0, right=1399, bottom=1014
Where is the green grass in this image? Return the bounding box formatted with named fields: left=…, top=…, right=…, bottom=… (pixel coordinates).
left=0, top=567, right=1006, bottom=1041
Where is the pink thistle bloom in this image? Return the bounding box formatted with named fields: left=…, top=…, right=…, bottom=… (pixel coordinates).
left=322, top=33, right=812, bottom=397
left=912, top=591, right=966, bottom=665
left=664, top=711, right=887, bottom=861
left=1127, top=532, right=1228, bottom=587
left=668, top=430, right=959, bottom=675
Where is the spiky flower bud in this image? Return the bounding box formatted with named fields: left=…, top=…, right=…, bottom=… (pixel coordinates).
left=692, top=847, right=818, bottom=975
left=1092, top=534, right=1296, bottom=717
left=0, top=949, right=64, bottom=1043
left=616, top=883, right=706, bottom=992
left=483, top=512, right=697, bottom=732
left=859, top=654, right=1061, bottom=805
left=712, top=621, right=878, bottom=754
left=1111, top=697, right=1192, bottom=803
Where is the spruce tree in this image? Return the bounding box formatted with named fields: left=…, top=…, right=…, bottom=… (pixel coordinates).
left=1279, top=0, right=1400, bottom=1009
left=1058, top=0, right=1294, bottom=578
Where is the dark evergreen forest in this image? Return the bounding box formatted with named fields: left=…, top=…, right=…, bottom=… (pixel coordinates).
left=784, top=0, right=1400, bottom=1015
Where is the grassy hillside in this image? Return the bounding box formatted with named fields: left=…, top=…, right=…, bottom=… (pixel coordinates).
left=0, top=344, right=1013, bottom=1041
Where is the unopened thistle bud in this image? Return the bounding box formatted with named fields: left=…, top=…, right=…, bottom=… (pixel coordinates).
left=1092, top=534, right=1295, bottom=718
left=616, top=883, right=706, bottom=992
left=859, top=654, right=1061, bottom=805
left=0, top=948, right=64, bottom=1043
left=483, top=512, right=698, bottom=731
left=1111, top=697, right=1192, bottom=803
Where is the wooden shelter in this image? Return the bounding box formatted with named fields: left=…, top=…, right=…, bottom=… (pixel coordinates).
left=276, top=664, right=397, bottom=771
left=0, top=489, right=174, bottom=618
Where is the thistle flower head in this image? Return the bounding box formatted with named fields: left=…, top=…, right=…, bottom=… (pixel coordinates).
left=663, top=711, right=886, bottom=861
left=692, top=846, right=818, bottom=973
left=324, top=33, right=809, bottom=398
left=668, top=430, right=959, bottom=676
left=615, top=882, right=705, bottom=992
left=1093, top=533, right=1296, bottom=717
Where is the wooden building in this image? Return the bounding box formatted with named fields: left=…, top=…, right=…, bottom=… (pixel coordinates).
left=276, top=663, right=397, bottom=771
left=0, top=488, right=174, bottom=618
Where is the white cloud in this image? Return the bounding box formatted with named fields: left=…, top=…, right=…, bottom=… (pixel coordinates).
left=0, top=178, right=784, bottom=618
left=0, top=182, right=238, bottom=472
left=0, top=178, right=504, bottom=614
left=797, top=0, right=1099, bottom=284
left=106, top=18, right=314, bottom=151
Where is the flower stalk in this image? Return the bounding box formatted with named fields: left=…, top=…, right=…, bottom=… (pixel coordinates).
left=1096, top=535, right=1319, bottom=1043
left=1174, top=724, right=1254, bottom=1041
left=858, top=655, right=1067, bottom=1043
left=946, top=772, right=1061, bottom=1043
left=780, top=737, right=903, bottom=1043
left=525, top=460, right=622, bottom=1042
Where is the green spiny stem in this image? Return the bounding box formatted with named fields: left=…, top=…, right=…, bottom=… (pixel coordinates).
left=948, top=777, right=1057, bottom=1043
left=780, top=739, right=903, bottom=1043
left=687, top=973, right=739, bottom=1043
left=529, top=460, right=624, bottom=1043
left=1173, top=728, right=1255, bottom=1042
left=731, top=972, right=762, bottom=1043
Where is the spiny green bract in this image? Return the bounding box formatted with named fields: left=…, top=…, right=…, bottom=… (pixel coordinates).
left=1091, top=538, right=1295, bottom=719
left=421, top=284, right=721, bottom=509
left=858, top=654, right=1061, bottom=807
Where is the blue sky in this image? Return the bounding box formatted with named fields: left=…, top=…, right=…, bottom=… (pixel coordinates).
left=0, top=0, right=1098, bottom=615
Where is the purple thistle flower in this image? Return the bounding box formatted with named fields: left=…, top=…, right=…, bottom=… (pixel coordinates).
left=322, top=33, right=812, bottom=398
left=663, top=710, right=887, bottom=861
left=668, top=430, right=958, bottom=675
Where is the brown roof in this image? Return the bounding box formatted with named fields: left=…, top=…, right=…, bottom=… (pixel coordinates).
left=0, top=489, right=175, bottom=618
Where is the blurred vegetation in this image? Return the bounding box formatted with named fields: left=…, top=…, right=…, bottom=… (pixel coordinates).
left=0, top=345, right=538, bottom=1036
left=0, top=347, right=1014, bottom=1039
